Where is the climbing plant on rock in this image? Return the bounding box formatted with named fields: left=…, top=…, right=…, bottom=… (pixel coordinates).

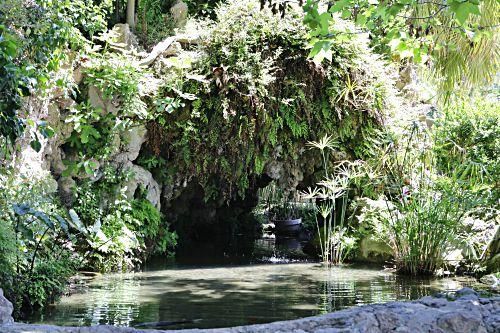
left=144, top=0, right=398, bottom=201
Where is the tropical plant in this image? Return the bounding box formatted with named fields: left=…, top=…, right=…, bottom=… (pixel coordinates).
left=375, top=120, right=490, bottom=275
left=0, top=169, right=80, bottom=316
left=434, top=95, right=499, bottom=193
left=301, top=135, right=358, bottom=265
left=303, top=0, right=499, bottom=95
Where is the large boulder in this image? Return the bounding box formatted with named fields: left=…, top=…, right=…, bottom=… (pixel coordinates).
left=0, top=289, right=13, bottom=325
left=112, top=125, right=147, bottom=164
left=358, top=236, right=393, bottom=263
left=88, top=85, right=119, bottom=115
left=170, top=0, right=188, bottom=28
left=110, top=24, right=135, bottom=50
left=124, top=164, right=161, bottom=210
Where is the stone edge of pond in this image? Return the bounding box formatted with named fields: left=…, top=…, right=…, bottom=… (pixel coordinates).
left=1, top=288, right=499, bottom=333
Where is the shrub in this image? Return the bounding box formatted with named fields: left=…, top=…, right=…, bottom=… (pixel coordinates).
left=0, top=218, right=16, bottom=284
left=131, top=198, right=178, bottom=255
left=71, top=169, right=144, bottom=271
left=0, top=169, right=79, bottom=317
left=71, top=169, right=176, bottom=271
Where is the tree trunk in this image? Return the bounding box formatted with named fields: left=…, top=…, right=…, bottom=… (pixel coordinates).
left=126, top=0, right=136, bottom=30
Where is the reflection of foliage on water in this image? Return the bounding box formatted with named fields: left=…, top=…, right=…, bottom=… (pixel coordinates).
left=313, top=267, right=472, bottom=315
left=33, top=265, right=478, bottom=329
left=63, top=276, right=148, bottom=327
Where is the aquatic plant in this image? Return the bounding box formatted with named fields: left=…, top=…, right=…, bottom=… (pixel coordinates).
left=378, top=122, right=488, bottom=275
left=302, top=135, right=359, bottom=265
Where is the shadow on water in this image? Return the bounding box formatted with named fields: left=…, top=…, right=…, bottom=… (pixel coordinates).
left=29, top=261, right=481, bottom=330
left=28, top=230, right=484, bottom=329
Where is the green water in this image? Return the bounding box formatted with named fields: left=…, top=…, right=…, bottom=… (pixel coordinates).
left=30, top=263, right=479, bottom=330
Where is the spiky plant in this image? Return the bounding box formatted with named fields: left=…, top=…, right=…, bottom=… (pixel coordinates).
left=302, top=135, right=359, bottom=265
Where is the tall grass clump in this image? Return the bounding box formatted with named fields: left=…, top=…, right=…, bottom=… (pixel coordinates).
left=380, top=122, right=484, bottom=275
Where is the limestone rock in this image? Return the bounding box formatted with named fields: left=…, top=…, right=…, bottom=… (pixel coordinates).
left=138, top=36, right=177, bottom=67
left=265, top=160, right=284, bottom=180
left=125, top=164, right=161, bottom=210
left=56, top=96, right=77, bottom=111
left=0, top=289, right=13, bottom=325
left=358, top=236, right=393, bottom=263
left=113, top=125, right=147, bottom=164
left=396, top=64, right=433, bottom=102
left=111, top=24, right=134, bottom=50
left=437, top=311, right=487, bottom=333
left=58, top=176, right=76, bottom=206
left=73, top=65, right=83, bottom=85
left=175, top=33, right=201, bottom=45
left=480, top=274, right=499, bottom=291
left=88, top=85, right=119, bottom=115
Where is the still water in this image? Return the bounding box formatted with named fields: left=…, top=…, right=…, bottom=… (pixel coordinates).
left=30, top=262, right=480, bottom=330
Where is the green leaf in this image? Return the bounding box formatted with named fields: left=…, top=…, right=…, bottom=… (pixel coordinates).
left=39, top=123, right=55, bottom=139
left=341, top=10, right=351, bottom=19
left=54, top=215, right=70, bottom=235
left=318, top=12, right=331, bottom=35
left=308, top=41, right=324, bottom=59
left=32, top=211, right=55, bottom=230
left=80, top=125, right=100, bottom=144
left=12, top=203, right=31, bottom=215
left=30, top=138, right=42, bottom=152
left=68, top=209, right=87, bottom=234
left=329, top=0, right=351, bottom=13
left=449, top=1, right=480, bottom=25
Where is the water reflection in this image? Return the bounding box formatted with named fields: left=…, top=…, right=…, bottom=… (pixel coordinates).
left=30, top=263, right=480, bottom=330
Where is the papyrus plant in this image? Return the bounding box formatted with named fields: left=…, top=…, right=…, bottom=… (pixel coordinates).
left=301, top=135, right=358, bottom=265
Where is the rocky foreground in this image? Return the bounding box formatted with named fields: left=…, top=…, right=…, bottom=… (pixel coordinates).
left=0, top=288, right=498, bottom=333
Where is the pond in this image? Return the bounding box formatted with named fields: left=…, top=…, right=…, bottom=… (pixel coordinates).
left=28, top=261, right=480, bottom=330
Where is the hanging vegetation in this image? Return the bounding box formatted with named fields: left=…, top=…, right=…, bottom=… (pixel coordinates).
left=144, top=0, right=398, bottom=201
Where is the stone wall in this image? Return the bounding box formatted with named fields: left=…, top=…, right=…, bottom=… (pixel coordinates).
left=1, top=288, right=498, bottom=333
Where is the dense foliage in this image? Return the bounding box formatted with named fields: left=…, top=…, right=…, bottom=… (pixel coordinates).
left=0, top=170, right=78, bottom=316
left=303, top=0, right=499, bottom=94
left=144, top=0, right=396, bottom=201
left=0, top=0, right=112, bottom=152
left=435, top=97, right=499, bottom=191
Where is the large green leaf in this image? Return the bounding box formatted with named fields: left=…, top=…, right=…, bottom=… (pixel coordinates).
left=12, top=203, right=31, bottom=215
